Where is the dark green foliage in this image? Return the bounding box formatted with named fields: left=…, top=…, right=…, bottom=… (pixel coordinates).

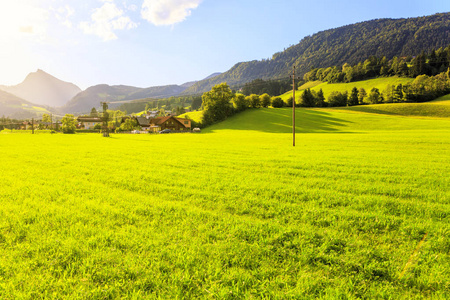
left=301, top=89, right=316, bottom=107
left=348, top=87, right=359, bottom=106
left=368, top=88, right=382, bottom=104
left=303, top=42, right=450, bottom=85
left=241, top=78, right=292, bottom=96
left=260, top=93, right=271, bottom=108
left=358, top=88, right=367, bottom=104
left=191, top=96, right=203, bottom=110
left=271, top=97, right=284, bottom=108
left=328, top=91, right=348, bottom=107
left=315, top=89, right=326, bottom=107
left=183, top=13, right=450, bottom=95
left=90, top=107, right=98, bottom=117
left=118, top=95, right=202, bottom=115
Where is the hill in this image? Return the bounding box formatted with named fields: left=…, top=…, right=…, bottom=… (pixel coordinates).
left=280, top=77, right=415, bottom=102
left=62, top=84, right=187, bottom=114
left=0, top=89, right=51, bottom=119
left=0, top=69, right=81, bottom=107
left=183, top=13, right=450, bottom=95
left=62, top=73, right=222, bottom=114
left=204, top=101, right=450, bottom=134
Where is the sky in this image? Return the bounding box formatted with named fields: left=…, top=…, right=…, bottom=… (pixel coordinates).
left=0, top=0, right=449, bottom=90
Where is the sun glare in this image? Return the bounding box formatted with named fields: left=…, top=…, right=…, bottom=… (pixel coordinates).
left=0, top=1, right=48, bottom=39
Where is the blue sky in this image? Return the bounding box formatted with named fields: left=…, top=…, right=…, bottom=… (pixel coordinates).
left=0, top=0, right=449, bottom=90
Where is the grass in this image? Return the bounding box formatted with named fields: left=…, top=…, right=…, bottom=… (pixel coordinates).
left=330, top=98, right=450, bottom=118
left=178, top=110, right=204, bottom=123
left=0, top=106, right=449, bottom=298
left=281, top=77, right=414, bottom=102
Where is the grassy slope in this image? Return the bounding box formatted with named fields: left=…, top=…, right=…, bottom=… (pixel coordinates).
left=178, top=110, right=204, bottom=123
left=331, top=96, right=450, bottom=118
left=1, top=108, right=449, bottom=298
left=281, top=77, right=414, bottom=102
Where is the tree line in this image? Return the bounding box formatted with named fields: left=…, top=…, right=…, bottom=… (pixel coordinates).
left=299, top=71, right=450, bottom=107
left=303, top=45, right=450, bottom=84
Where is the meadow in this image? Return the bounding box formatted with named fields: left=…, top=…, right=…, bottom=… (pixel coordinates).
left=280, top=77, right=414, bottom=102
left=0, top=104, right=449, bottom=299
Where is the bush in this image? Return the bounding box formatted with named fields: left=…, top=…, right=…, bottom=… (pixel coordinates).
left=271, top=97, right=284, bottom=108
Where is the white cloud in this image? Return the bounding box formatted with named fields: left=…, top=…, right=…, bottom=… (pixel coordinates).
left=80, top=1, right=137, bottom=41
left=141, top=0, right=202, bottom=26
left=54, top=5, right=75, bottom=28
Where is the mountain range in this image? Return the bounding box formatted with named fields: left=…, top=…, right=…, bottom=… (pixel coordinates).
left=182, top=12, right=450, bottom=95
left=0, top=69, right=81, bottom=107
left=1, top=13, right=450, bottom=118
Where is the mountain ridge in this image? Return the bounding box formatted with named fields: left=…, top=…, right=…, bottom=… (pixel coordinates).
left=182, top=12, right=450, bottom=95
left=0, top=69, right=82, bottom=107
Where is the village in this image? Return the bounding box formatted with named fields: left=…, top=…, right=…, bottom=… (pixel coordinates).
left=3, top=109, right=200, bottom=134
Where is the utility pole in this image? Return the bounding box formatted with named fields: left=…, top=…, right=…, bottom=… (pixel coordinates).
left=290, top=66, right=299, bottom=147
left=50, top=113, right=53, bottom=131
left=32, top=118, right=34, bottom=134
left=101, top=102, right=109, bottom=137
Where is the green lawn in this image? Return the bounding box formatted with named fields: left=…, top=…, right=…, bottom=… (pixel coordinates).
left=281, top=77, right=414, bottom=102
left=0, top=107, right=449, bottom=298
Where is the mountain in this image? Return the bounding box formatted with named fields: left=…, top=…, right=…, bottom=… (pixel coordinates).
left=62, top=84, right=188, bottom=114
left=0, top=89, right=51, bottom=119
left=182, top=13, right=450, bottom=95
left=0, top=69, right=82, bottom=107
left=62, top=72, right=223, bottom=114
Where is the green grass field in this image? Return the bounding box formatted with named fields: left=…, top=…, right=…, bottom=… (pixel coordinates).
left=1, top=105, right=449, bottom=298
left=281, top=77, right=414, bottom=102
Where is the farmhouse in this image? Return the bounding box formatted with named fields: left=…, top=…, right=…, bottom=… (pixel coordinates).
left=149, top=116, right=191, bottom=132
left=77, top=117, right=103, bottom=130
left=136, top=117, right=151, bottom=131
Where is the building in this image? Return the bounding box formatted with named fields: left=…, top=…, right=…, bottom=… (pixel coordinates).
left=149, top=116, right=191, bottom=133
left=77, top=117, right=103, bottom=130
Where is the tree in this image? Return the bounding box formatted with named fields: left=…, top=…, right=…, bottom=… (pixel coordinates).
left=348, top=87, right=359, bottom=106
left=358, top=88, right=367, bottom=104
left=232, top=93, right=248, bottom=112
left=271, top=97, right=284, bottom=108
left=119, top=118, right=138, bottom=131
left=260, top=93, right=271, bottom=108
left=301, top=88, right=315, bottom=107
left=328, top=91, right=348, bottom=107
left=367, top=88, right=382, bottom=104
left=202, top=83, right=233, bottom=125
left=90, top=107, right=98, bottom=117
left=191, top=96, right=202, bottom=110
left=393, top=84, right=404, bottom=102
left=247, top=94, right=260, bottom=108
left=61, top=114, right=76, bottom=134
left=42, top=113, right=51, bottom=123
left=315, top=89, right=326, bottom=107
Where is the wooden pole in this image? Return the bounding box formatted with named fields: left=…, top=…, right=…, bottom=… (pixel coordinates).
left=291, top=66, right=297, bottom=147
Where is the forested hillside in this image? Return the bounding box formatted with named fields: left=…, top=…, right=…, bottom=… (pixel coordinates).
left=183, top=13, right=450, bottom=95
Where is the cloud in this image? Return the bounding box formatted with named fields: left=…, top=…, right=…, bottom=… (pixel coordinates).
left=80, top=1, right=137, bottom=41
left=54, top=5, right=75, bottom=28
left=141, top=0, right=202, bottom=26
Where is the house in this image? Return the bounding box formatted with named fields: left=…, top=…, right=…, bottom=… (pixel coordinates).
left=149, top=116, right=191, bottom=133
left=77, top=117, right=103, bottom=130
left=136, top=117, right=151, bottom=131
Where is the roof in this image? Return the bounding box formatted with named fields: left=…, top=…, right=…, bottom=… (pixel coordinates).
left=136, top=117, right=150, bottom=126
left=77, top=117, right=103, bottom=122
left=149, top=116, right=190, bottom=128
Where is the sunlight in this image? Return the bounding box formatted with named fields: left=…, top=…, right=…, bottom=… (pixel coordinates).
left=0, top=1, right=48, bottom=39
